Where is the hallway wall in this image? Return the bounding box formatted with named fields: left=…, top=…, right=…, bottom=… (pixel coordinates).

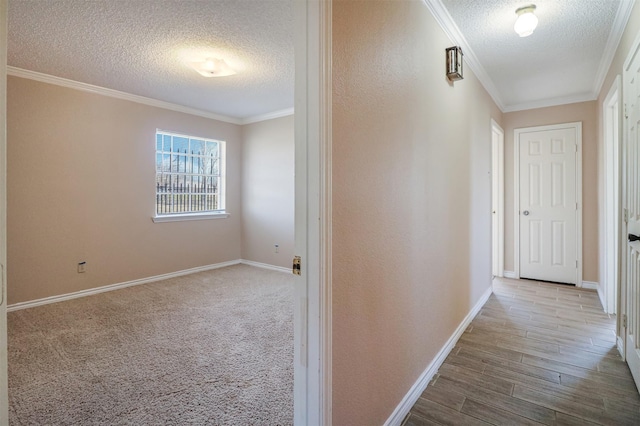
left=331, top=0, right=502, bottom=423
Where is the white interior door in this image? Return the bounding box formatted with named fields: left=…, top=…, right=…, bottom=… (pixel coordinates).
left=622, top=39, right=640, bottom=389
left=516, top=123, right=581, bottom=285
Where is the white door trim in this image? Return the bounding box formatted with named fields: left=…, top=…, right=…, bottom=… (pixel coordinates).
left=0, top=0, right=7, bottom=420
left=513, top=122, right=583, bottom=286
left=293, top=0, right=332, bottom=424
left=602, top=75, right=621, bottom=314
left=491, top=119, right=505, bottom=278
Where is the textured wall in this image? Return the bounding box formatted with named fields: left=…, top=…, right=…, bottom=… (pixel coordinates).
left=241, top=115, right=294, bottom=268
left=331, top=0, right=501, bottom=423
left=502, top=101, right=599, bottom=283
left=7, top=76, right=242, bottom=304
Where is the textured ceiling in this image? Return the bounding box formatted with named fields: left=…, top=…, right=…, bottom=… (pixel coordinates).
left=439, top=0, right=626, bottom=111
left=9, top=1, right=630, bottom=116
left=8, top=0, right=293, bottom=120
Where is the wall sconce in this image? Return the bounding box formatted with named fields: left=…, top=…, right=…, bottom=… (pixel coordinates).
left=446, top=46, right=463, bottom=81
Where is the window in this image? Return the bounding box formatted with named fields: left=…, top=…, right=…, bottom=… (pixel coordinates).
left=155, top=130, right=226, bottom=219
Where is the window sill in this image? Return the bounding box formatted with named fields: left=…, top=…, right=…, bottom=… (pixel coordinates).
left=152, top=212, right=230, bottom=223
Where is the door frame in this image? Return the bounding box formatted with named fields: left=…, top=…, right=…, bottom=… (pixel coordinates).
left=293, top=0, right=332, bottom=424
left=601, top=76, right=621, bottom=314
left=0, top=0, right=6, bottom=420
left=513, top=122, right=583, bottom=286
left=491, top=119, right=505, bottom=278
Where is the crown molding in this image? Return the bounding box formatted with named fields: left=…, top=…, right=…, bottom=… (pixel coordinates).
left=502, top=92, right=596, bottom=113
left=422, top=0, right=505, bottom=111
left=7, top=66, right=244, bottom=125
left=593, top=0, right=635, bottom=98
left=242, top=107, right=294, bottom=124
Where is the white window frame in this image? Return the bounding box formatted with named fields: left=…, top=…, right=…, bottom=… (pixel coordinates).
left=152, top=129, right=228, bottom=223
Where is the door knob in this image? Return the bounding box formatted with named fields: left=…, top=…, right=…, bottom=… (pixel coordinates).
left=630, top=234, right=640, bottom=242
left=523, top=210, right=530, bottom=216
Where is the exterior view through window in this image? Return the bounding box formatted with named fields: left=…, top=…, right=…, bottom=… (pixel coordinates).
left=155, top=130, right=225, bottom=216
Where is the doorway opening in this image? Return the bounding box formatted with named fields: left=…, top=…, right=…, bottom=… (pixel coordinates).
left=491, top=119, right=504, bottom=278
left=602, top=76, right=621, bottom=315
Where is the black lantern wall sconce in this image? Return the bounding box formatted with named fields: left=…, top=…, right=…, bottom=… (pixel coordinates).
left=446, top=46, right=463, bottom=82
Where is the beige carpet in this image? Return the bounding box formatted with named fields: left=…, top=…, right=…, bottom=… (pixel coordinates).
left=8, top=264, right=294, bottom=425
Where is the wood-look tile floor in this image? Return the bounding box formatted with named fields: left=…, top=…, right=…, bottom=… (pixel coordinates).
left=403, top=278, right=640, bottom=426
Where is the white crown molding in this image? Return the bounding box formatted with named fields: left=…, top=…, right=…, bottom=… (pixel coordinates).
left=7, top=66, right=244, bottom=125
left=592, top=0, right=636, bottom=98
left=242, top=107, right=294, bottom=124
left=422, top=0, right=505, bottom=111
left=502, top=92, right=597, bottom=113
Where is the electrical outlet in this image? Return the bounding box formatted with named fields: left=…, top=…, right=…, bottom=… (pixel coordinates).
left=78, top=261, right=86, bottom=273
left=274, top=244, right=279, bottom=253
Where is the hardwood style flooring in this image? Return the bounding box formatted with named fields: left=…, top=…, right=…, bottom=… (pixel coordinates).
left=403, top=278, right=640, bottom=426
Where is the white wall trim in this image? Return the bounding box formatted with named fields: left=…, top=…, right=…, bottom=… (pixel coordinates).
left=618, top=335, right=626, bottom=360
left=582, top=281, right=600, bottom=291
left=503, top=270, right=517, bottom=279
left=7, top=66, right=245, bottom=125
left=383, top=285, right=493, bottom=426
left=422, top=0, right=504, bottom=111
left=592, top=0, right=636, bottom=98
left=240, top=259, right=291, bottom=274
left=242, top=108, right=294, bottom=125
left=293, top=0, right=332, bottom=423
left=7, top=260, right=241, bottom=312
left=502, top=93, right=596, bottom=113
left=597, top=283, right=606, bottom=310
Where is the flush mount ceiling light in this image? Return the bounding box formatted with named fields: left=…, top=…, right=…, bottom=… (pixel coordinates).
left=190, top=57, right=236, bottom=77
left=514, top=4, right=538, bottom=37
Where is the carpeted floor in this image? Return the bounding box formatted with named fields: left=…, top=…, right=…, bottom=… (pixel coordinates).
left=8, top=264, right=294, bottom=425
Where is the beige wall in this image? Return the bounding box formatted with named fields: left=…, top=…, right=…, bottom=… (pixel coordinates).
left=7, top=76, right=243, bottom=304
left=332, top=0, right=502, bottom=423
left=241, top=115, right=294, bottom=268
left=502, top=101, right=599, bottom=283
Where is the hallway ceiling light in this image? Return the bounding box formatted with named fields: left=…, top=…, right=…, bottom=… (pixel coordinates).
left=190, top=57, right=237, bottom=78
left=514, top=4, right=538, bottom=37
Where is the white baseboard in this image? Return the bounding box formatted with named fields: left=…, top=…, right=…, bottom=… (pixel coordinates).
left=383, top=285, right=493, bottom=426
left=7, top=260, right=242, bottom=312
left=582, top=281, right=599, bottom=290
left=597, top=284, right=606, bottom=312
left=618, top=336, right=625, bottom=360
left=503, top=270, right=517, bottom=279
left=240, top=259, right=290, bottom=274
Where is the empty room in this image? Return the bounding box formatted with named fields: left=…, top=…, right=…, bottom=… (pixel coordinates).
left=6, top=0, right=296, bottom=423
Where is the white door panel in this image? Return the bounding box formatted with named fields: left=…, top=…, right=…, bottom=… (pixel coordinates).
left=623, top=37, right=640, bottom=389
left=518, top=126, right=579, bottom=284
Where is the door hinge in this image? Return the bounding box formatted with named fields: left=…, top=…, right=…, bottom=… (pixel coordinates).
left=623, top=314, right=628, bottom=328
left=625, top=103, right=629, bottom=119
left=576, top=260, right=578, bottom=268
left=292, top=256, right=301, bottom=276
left=624, top=208, right=629, bottom=224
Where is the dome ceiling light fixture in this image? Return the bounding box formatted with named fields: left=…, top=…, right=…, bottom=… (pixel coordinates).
left=190, top=57, right=237, bottom=78
left=514, top=4, right=538, bottom=37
